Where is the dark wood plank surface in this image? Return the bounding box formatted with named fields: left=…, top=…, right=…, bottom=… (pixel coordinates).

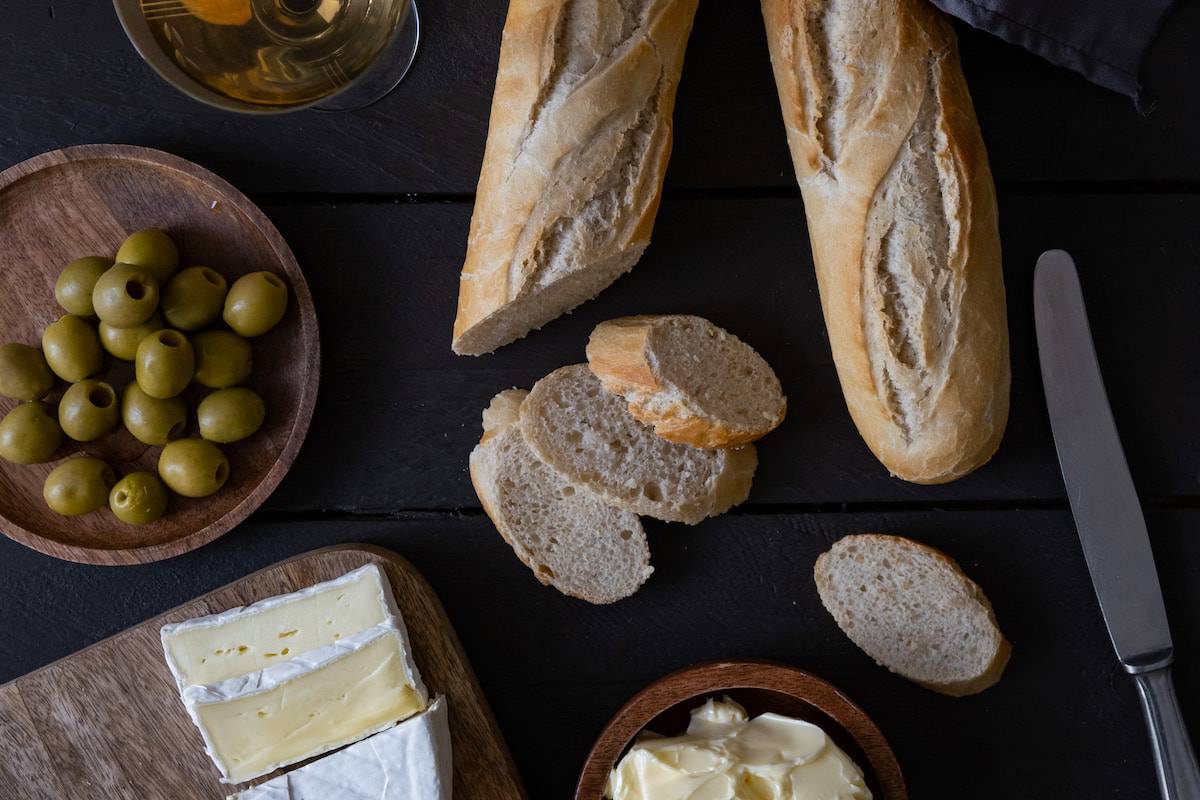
left=1, top=513, right=1196, bottom=799
left=3, top=1, right=1200, bottom=798
left=1, top=2, right=1199, bottom=193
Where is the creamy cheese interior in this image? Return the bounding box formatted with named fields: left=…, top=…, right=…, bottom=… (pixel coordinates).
left=605, top=698, right=872, bottom=800
left=195, top=630, right=424, bottom=784
left=165, top=565, right=392, bottom=686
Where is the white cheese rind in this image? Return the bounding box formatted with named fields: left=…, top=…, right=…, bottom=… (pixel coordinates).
left=161, top=564, right=405, bottom=689
left=184, top=622, right=429, bottom=784
left=228, top=696, right=453, bottom=800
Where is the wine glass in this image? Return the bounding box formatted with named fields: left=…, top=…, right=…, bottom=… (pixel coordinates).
left=114, top=0, right=421, bottom=114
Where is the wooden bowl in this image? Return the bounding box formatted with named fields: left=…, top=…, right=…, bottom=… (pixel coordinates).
left=575, top=660, right=907, bottom=800
left=0, top=145, right=319, bottom=565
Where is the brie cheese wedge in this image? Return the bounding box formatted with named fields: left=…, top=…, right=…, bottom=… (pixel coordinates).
left=184, top=623, right=428, bottom=784
left=228, top=696, right=453, bottom=799
left=162, top=564, right=402, bottom=688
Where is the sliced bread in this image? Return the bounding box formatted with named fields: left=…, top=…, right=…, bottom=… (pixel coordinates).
left=814, top=534, right=1010, bottom=697
left=470, top=389, right=652, bottom=604
left=519, top=365, right=757, bottom=524
left=586, top=315, right=786, bottom=448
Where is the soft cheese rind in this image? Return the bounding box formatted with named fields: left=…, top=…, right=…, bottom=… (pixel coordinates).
left=161, top=564, right=404, bottom=688
left=228, top=696, right=452, bottom=800
left=184, top=622, right=428, bottom=784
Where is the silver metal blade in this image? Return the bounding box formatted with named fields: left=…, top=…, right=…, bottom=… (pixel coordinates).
left=1034, top=249, right=1173, bottom=671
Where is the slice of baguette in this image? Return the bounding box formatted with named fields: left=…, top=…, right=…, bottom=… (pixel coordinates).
left=586, top=315, right=786, bottom=448
left=470, top=389, right=652, bottom=604
left=520, top=365, right=757, bottom=524
left=814, top=534, right=1010, bottom=697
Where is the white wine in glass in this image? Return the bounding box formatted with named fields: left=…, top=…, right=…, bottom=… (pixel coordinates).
left=124, top=0, right=418, bottom=112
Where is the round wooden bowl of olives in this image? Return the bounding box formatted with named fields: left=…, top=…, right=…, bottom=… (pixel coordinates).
left=0, top=145, right=319, bottom=564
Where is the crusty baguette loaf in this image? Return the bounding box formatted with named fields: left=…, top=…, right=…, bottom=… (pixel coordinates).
left=760, top=0, right=1010, bottom=483
left=814, top=533, right=1010, bottom=696
left=520, top=365, right=757, bottom=523
left=452, top=0, right=700, bottom=356
left=586, top=315, right=787, bottom=448
left=470, top=389, right=652, bottom=603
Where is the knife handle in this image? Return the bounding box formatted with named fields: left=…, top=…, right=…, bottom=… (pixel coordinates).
left=1132, top=666, right=1200, bottom=799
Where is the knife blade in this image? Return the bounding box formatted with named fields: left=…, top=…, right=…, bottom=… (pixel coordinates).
left=1035, top=249, right=1200, bottom=800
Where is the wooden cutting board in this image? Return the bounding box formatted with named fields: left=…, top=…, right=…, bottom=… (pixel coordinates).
left=0, top=545, right=528, bottom=799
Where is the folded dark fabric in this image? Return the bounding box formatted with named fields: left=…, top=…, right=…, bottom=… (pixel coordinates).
left=929, top=0, right=1177, bottom=104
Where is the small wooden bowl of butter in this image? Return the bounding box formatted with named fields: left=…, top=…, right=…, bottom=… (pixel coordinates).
left=575, top=660, right=907, bottom=800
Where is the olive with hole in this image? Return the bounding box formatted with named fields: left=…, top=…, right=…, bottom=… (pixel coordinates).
left=122, top=383, right=188, bottom=446
left=223, top=271, right=288, bottom=337
left=135, top=329, right=195, bottom=399
left=192, top=330, right=251, bottom=388
left=42, top=315, right=103, bottom=382
left=162, top=266, right=228, bottom=331
left=0, top=342, right=55, bottom=401
left=92, top=263, right=160, bottom=328
left=43, top=457, right=115, bottom=516
left=158, top=439, right=229, bottom=498
left=199, top=387, right=265, bottom=443
left=99, top=312, right=164, bottom=361
left=0, top=403, right=62, bottom=464
left=58, top=380, right=119, bottom=442
left=55, top=256, right=111, bottom=317
left=115, top=228, right=179, bottom=284
left=109, top=471, right=169, bottom=525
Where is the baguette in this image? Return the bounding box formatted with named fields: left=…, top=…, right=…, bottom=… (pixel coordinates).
left=470, top=389, right=652, bottom=604
left=814, top=533, right=1011, bottom=696
left=760, top=0, right=1010, bottom=483
left=586, top=315, right=786, bottom=448
left=520, top=365, right=757, bottom=524
left=452, top=0, right=700, bottom=355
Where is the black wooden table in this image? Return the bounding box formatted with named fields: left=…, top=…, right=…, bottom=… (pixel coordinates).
left=2, top=2, right=1199, bottom=797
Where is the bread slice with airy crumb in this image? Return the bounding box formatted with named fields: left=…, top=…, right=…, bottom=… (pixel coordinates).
left=814, top=534, right=1010, bottom=696
left=470, top=389, right=652, bottom=604
left=519, top=365, right=757, bottom=524
left=586, top=315, right=786, bottom=448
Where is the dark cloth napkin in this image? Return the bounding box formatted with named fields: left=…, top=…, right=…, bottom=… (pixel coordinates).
left=929, top=0, right=1178, bottom=105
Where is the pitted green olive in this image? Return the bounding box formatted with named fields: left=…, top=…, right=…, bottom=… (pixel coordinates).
left=0, top=342, right=55, bottom=401
left=135, top=329, right=194, bottom=399
left=223, top=271, right=288, bottom=337
left=0, top=402, right=62, bottom=464
left=109, top=471, right=169, bottom=524
left=115, top=229, right=179, bottom=284
left=92, top=263, right=160, bottom=328
left=192, top=330, right=251, bottom=388
left=121, top=382, right=188, bottom=446
left=158, top=439, right=229, bottom=498
left=42, top=315, right=103, bottom=382
left=58, top=380, right=119, bottom=442
left=55, top=256, right=111, bottom=317
left=162, top=267, right=228, bottom=331
left=44, top=457, right=115, bottom=516
left=198, top=387, right=264, bottom=443
left=99, top=313, right=164, bottom=361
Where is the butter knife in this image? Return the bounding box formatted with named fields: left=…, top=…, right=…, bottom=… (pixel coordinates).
left=1034, top=249, right=1200, bottom=799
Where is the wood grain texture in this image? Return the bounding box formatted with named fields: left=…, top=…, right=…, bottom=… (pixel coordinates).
left=0, top=145, right=319, bottom=564
left=575, top=660, right=906, bottom=799
left=0, top=544, right=526, bottom=800
left=241, top=192, right=1200, bottom=513
left=2, top=511, right=1196, bottom=798
left=0, top=2, right=1197, bottom=192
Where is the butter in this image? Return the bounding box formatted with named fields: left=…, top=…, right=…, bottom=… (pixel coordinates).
left=183, top=624, right=426, bottom=784
left=162, top=564, right=400, bottom=687
left=606, top=698, right=872, bottom=800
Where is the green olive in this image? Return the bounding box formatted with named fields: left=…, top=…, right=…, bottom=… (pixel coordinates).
left=44, top=457, right=115, bottom=516
left=58, top=380, right=119, bottom=442
left=99, top=313, right=164, bottom=361
left=192, top=330, right=251, bottom=388
left=135, top=329, right=195, bottom=399
left=115, top=229, right=179, bottom=284
left=55, top=256, right=112, bottom=317
left=0, top=342, right=55, bottom=400
left=158, top=439, right=229, bottom=498
left=42, top=315, right=103, bottom=382
left=92, top=263, right=160, bottom=328
left=109, top=471, right=168, bottom=524
left=198, top=387, right=265, bottom=443
left=223, top=272, right=288, bottom=337
left=162, top=267, right=228, bottom=331
left=122, top=383, right=188, bottom=445
left=0, top=403, right=62, bottom=464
